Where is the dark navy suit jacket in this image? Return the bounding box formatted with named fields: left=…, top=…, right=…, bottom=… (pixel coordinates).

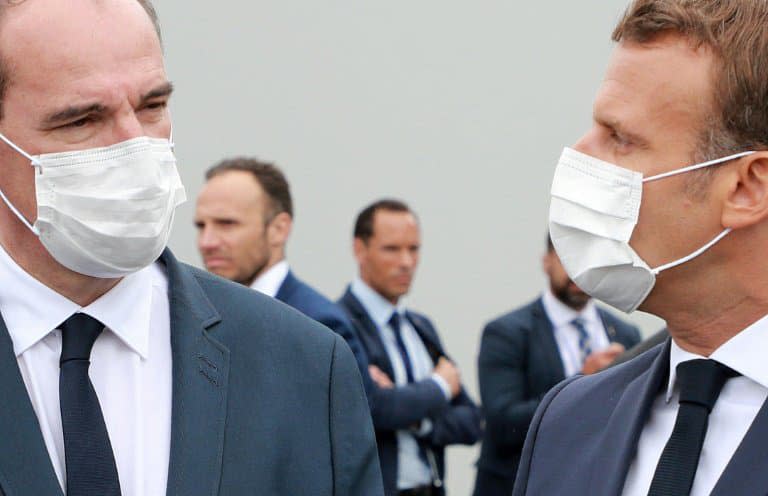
left=339, top=287, right=482, bottom=496
left=0, top=250, right=383, bottom=496
left=275, top=270, right=376, bottom=401
left=512, top=338, right=768, bottom=496
left=474, top=297, right=640, bottom=496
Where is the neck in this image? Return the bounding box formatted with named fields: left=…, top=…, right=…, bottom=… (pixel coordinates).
left=644, top=257, right=768, bottom=356
left=0, top=227, right=120, bottom=306
left=246, top=255, right=286, bottom=287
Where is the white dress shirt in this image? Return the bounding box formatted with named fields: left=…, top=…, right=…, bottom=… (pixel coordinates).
left=622, top=314, right=768, bottom=495
left=541, top=288, right=610, bottom=376
left=249, top=260, right=290, bottom=298
left=0, top=244, right=172, bottom=495
left=350, top=278, right=450, bottom=490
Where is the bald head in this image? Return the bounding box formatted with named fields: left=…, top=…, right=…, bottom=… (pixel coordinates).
left=0, top=0, right=161, bottom=119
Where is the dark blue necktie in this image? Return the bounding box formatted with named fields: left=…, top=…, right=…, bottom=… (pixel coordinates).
left=647, top=359, right=740, bottom=496
left=571, top=317, right=592, bottom=362
left=59, top=313, right=122, bottom=496
left=389, top=312, right=415, bottom=383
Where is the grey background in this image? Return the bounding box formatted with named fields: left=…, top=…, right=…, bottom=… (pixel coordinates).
left=158, top=2, right=666, bottom=493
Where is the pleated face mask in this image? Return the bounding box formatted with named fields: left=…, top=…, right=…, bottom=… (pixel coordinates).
left=0, top=133, right=186, bottom=278
left=548, top=147, right=753, bottom=313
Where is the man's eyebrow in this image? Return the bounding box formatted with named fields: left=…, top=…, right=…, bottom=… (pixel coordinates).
left=43, top=103, right=107, bottom=127
left=140, top=82, right=174, bottom=104
left=595, top=115, right=649, bottom=146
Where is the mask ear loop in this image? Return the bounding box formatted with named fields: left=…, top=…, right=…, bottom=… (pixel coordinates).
left=650, top=228, right=731, bottom=275
left=0, top=132, right=42, bottom=235
left=644, top=150, right=753, bottom=275
left=643, top=151, right=755, bottom=183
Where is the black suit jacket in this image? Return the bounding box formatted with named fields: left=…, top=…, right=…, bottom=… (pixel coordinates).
left=338, top=287, right=482, bottom=496
left=0, top=251, right=383, bottom=495
left=513, top=338, right=768, bottom=495
left=474, top=297, right=640, bottom=495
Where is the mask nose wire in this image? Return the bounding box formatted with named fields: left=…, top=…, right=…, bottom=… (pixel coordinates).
left=0, top=132, right=41, bottom=235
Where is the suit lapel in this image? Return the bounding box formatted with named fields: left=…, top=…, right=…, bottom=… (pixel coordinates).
left=404, top=312, right=443, bottom=362
left=274, top=270, right=297, bottom=304
left=588, top=340, right=670, bottom=495
left=531, top=299, right=567, bottom=383
left=711, top=394, right=768, bottom=495
left=340, top=288, right=396, bottom=378
left=161, top=250, right=230, bottom=496
left=597, top=309, right=620, bottom=343
left=0, top=316, right=63, bottom=496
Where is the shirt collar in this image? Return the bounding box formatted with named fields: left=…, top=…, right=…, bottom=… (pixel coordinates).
left=350, top=277, right=404, bottom=328
left=541, top=287, right=600, bottom=328
left=666, top=313, right=768, bottom=402
left=0, top=243, right=155, bottom=359
left=250, top=260, right=290, bottom=298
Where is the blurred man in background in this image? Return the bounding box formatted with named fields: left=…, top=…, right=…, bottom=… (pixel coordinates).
left=195, top=157, right=372, bottom=384
left=473, top=236, right=639, bottom=496
left=338, top=199, right=482, bottom=496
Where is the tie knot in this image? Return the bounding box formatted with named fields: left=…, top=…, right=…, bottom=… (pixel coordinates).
left=676, top=359, right=740, bottom=412
left=571, top=317, right=587, bottom=333
left=59, top=313, right=105, bottom=364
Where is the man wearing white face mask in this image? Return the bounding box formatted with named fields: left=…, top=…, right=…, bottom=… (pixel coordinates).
left=0, top=1, right=382, bottom=495
left=513, top=1, right=768, bottom=496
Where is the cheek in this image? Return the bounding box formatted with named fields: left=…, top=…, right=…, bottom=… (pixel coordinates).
left=0, top=152, right=38, bottom=213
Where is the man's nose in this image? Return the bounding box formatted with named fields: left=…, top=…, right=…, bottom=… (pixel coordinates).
left=197, top=226, right=220, bottom=252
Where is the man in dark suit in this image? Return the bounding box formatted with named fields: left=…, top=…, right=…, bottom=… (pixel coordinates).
left=0, top=1, right=382, bottom=494
left=338, top=199, right=482, bottom=496
left=473, top=237, right=640, bottom=496
left=194, top=157, right=371, bottom=386
left=514, top=1, right=768, bottom=495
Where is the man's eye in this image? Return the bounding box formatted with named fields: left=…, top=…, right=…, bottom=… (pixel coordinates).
left=65, top=117, right=93, bottom=128
left=144, top=101, right=168, bottom=111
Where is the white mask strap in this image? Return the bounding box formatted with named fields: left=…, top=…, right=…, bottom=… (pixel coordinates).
left=0, top=132, right=41, bottom=234
left=0, top=132, right=41, bottom=166
left=643, top=151, right=755, bottom=183
left=651, top=228, right=731, bottom=275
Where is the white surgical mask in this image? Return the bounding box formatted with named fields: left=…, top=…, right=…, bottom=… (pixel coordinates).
left=549, top=147, right=753, bottom=313
left=0, top=133, right=186, bottom=278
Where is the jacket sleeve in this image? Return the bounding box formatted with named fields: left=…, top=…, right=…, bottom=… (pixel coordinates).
left=329, top=334, right=385, bottom=496
left=424, top=388, right=483, bottom=447
left=368, top=379, right=450, bottom=431
left=323, top=312, right=450, bottom=430
left=477, top=320, right=541, bottom=449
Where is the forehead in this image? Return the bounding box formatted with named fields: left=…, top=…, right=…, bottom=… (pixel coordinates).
left=596, top=37, right=715, bottom=146
left=0, top=0, right=165, bottom=110
left=371, top=210, right=420, bottom=240
left=197, top=171, right=266, bottom=217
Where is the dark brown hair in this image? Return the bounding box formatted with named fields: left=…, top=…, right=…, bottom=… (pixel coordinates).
left=206, top=157, right=293, bottom=221
left=353, top=199, right=415, bottom=243
left=613, top=0, right=768, bottom=157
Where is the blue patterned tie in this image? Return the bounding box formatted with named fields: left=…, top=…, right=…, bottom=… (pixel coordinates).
left=59, top=313, right=122, bottom=496
left=389, top=312, right=415, bottom=383
left=571, top=317, right=592, bottom=362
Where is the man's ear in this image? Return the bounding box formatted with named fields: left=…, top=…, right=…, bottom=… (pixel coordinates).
left=267, top=212, right=292, bottom=247
left=353, top=237, right=367, bottom=265
left=721, top=152, right=768, bottom=229
left=542, top=251, right=553, bottom=275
